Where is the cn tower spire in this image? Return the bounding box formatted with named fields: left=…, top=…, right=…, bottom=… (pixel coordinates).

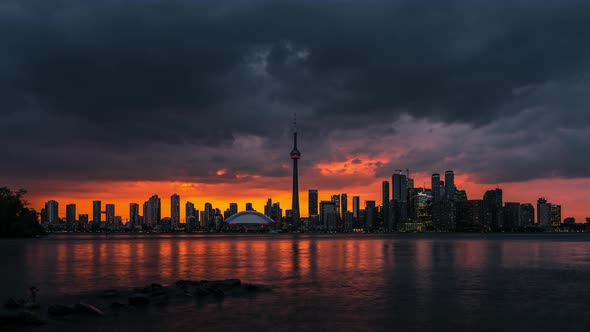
left=290, top=113, right=301, bottom=228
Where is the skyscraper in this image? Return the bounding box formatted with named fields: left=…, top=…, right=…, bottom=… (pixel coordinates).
left=246, top=203, right=253, bottom=211
left=185, top=202, right=196, bottom=221
left=105, top=204, right=115, bottom=226
left=319, top=201, right=337, bottom=230
left=171, top=194, right=180, bottom=227
left=264, top=198, right=273, bottom=217
left=382, top=181, right=391, bottom=231
left=352, top=196, right=360, bottom=219
left=340, top=193, right=348, bottom=219
left=551, top=205, right=561, bottom=227
left=503, top=202, right=521, bottom=230
left=537, top=198, right=551, bottom=227
left=92, top=200, right=101, bottom=225
left=520, top=203, right=535, bottom=227
left=431, top=174, right=441, bottom=203
left=308, top=189, right=318, bottom=217
left=45, top=200, right=59, bottom=224
left=145, top=195, right=161, bottom=226
left=445, top=170, right=455, bottom=200
left=331, top=194, right=341, bottom=218
left=66, top=204, right=76, bottom=224
left=290, top=121, right=301, bottom=227
left=365, top=201, right=377, bottom=230
left=483, top=189, right=503, bottom=231
left=392, top=173, right=408, bottom=202
left=229, top=203, right=238, bottom=216
left=129, top=203, right=139, bottom=224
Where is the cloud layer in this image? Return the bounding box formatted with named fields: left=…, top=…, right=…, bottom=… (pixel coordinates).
left=2, top=0, right=590, bottom=191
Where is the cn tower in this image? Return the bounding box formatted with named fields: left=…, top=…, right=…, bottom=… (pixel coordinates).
left=290, top=119, right=301, bottom=228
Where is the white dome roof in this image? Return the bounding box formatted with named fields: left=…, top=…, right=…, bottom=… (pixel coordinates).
left=225, top=211, right=275, bottom=225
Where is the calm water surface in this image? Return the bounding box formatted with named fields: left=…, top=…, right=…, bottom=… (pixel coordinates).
left=2, top=233, right=590, bottom=331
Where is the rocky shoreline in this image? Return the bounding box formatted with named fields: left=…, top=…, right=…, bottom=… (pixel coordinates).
left=1, top=279, right=271, bottom=328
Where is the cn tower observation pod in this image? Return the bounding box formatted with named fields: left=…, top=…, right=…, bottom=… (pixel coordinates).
left=225, top=211, right=276, bottom=226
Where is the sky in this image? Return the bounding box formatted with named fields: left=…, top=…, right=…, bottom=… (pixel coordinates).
left=1, top=0, right=589, bottom=222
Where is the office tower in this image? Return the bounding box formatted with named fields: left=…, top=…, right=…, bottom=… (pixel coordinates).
left=203, top=203, right=213, bottom=227
left=290, top=121, right=301, bottom=227
left=503, top=202, right=521, bottom=231
left=392, top=173, right=408, bottom=202
left=520, top=203, right=534, bottom=226
left=483, top=189, right=503, bottom=231
left=114, top=216, right=122, bottom=228
left=145, top=195, right=161, bottom=226
left=92, top=200, right=101, bottom=225
left=129, top=203, right=139, bottom=224
left=537, top=198, right=552, bottom=227
left=171, top=194, right=180, bottom=227
left=341, top=193, right=348, bottom=219
left=308, top=189, right=318, bottom=217
left=331, top=194, right=341, bottom=218
left=229, top=203, right=238, bottom=216
left=407, top=178, right=414, bottom=190
left=66, top=204, right=76, bottom=224
left=444, top=170, right=455, bottom=200
left=185, top=202, right=195, bottom=221
left=352, top=196, right=360, bottom=219
left=45, top=200, right=59, bottom=224
left=246, top=203, right=254, bottom=211
left=455, top=200, right=483, bottom=231
left=431, top=174, right=441, bottom=202
left=319, top=201, right=337, bottom=230
left=382, top=181, right=391, bottom=231
left=40, top=208, right=47, bottom=224
left=264, top=199, right=272, bottom=217
left=551, top=205, right=561, bottom=227
left=271, top=202, right=282, bottom=222
left=105, top=204, right=115, bottom=226
left=365, top=201, right=377, bottom=230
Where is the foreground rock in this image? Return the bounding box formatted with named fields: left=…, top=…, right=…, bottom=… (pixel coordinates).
left=48, top=304, right=74, bottom=317
left=128, top=293, right=150, bottom=306
left=0, top=311, right=46, bottom=326
left=74, top=303, right=104, bottom=316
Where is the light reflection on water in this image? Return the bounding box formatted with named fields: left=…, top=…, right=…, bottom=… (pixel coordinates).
left=3, top=233, right=590, bottom=331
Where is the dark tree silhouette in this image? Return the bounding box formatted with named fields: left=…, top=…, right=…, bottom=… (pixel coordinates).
left=0, top=187, right=45, bottom=237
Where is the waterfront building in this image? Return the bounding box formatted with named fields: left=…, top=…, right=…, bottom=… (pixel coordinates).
left=92, top=200, right=101, bottom=226
left=66, top=204, right=76, bottom=224
left=171, top=194, right=180, bottom=228
left=308, top=190, right=318, bottom=216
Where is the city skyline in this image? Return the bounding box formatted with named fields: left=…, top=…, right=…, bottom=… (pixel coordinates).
left=32, top=169, right=581, bottom=224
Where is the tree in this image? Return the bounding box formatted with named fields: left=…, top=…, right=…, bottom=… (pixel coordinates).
left=0, top=187, right=45, bottom=237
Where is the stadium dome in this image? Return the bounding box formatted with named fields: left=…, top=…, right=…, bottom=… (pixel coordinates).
left=225, top=211, right=275, bottom=225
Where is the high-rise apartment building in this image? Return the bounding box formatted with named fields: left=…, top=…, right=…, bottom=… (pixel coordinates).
left=171, top=194, right=180, bottom=227
left=308, top=190, right=318, bottom=217
left=66, top=204, right=76, bottom=224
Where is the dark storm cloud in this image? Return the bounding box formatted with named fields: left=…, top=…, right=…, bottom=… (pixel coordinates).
left=2, top=0, right=590, bottom=184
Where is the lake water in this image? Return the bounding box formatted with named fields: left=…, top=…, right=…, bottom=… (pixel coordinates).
left=2, top=233, right=590, bottom=331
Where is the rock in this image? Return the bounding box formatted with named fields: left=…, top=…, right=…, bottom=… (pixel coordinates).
left=48, top=304, right=74, bottom=316
left=23, top=302, right=40, bottom=310
left=212, top=288, right=225, bottom=298
left=0, top=311, right=46, bottom=326
left=4, top=298, right=20, bottom=309
left=150, top=283, right=163, bottom=292
left=175, top=280, right=192, bottom=288
left=128, top=293, right=150, bottom=306
left=194, top=287, right=211, bottom=297
left=110, top=302, right=126, bottom=309
left=214, top=279, right=241, bottom=287
left=74, top=303, right=104, bottom=316
left=100, top=289, right=120, bottom=298
left=17, top=311, right=46, bottom=326
left=150, top=290, right=167, bottom=298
